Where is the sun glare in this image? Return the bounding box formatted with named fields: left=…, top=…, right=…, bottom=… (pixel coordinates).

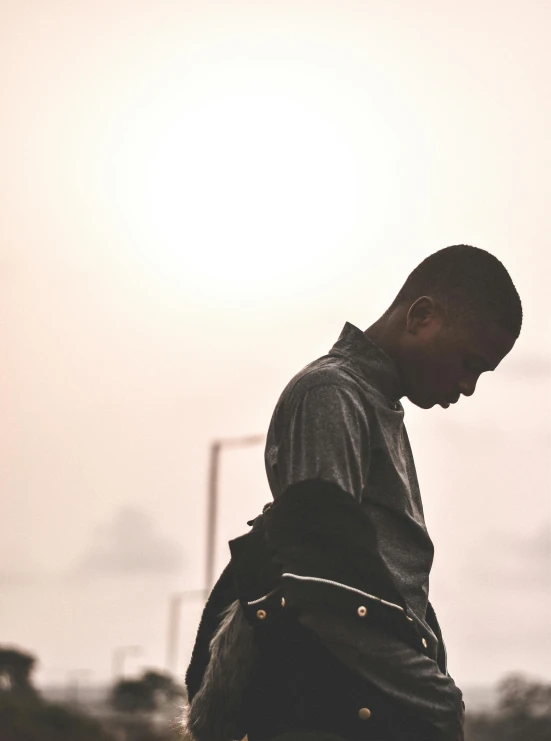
left=106, top=90, right=363, bottom=300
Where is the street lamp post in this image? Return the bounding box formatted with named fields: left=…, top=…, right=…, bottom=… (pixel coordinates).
left=166, top=433, right=265, bottom=678
left=112, top=645, right=142, bottom=682
left=66, top=669, right=92, bottom=706
left=205, top=434, right=265, bottom=592
left=166, top=590, right=208, bottom=675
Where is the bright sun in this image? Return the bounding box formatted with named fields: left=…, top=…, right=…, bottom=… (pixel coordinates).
left=106, top=90, right=364, bottom=301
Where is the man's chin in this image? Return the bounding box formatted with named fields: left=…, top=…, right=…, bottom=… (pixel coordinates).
left=407, top=395, right=437, bottom=410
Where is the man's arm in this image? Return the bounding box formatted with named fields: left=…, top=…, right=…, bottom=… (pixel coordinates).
left=278, top=382, right=370, bottom=501
left=276, top=382, right=464, bottom=740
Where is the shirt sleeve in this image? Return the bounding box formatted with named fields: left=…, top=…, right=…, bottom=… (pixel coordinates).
left=278, top=383, right=370, bottom=502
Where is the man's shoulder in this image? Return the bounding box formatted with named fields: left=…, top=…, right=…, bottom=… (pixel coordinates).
left=280, top=357, right=366, bottom=408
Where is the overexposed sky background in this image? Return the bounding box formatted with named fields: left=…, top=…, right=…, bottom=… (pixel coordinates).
left=1, top=0, right=550, bottom=692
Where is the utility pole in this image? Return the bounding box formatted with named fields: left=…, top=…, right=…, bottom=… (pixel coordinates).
left=112, top=645, right=142, bottom=682
left=205, top=434, right=265, bottom=592
left=166, top=590, right=207, bottom=675
left=66, top=669, right=92, bottom=706
left=165, top=434, right=264, bottom=677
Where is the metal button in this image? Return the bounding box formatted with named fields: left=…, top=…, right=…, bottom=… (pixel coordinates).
left=358, top=707, right=372, bottom=720
left=256, top=609, right=267, bottom=620
left=357, top=605, right=367, bottom=617
left=406, top=616, right=414, bottom=622
left=421, top=638, right=428, bottom=648
left=281, top=597, right=286, bottom=607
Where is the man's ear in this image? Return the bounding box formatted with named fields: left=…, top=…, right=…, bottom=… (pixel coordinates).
left=405, top=296, right=443, bottom=335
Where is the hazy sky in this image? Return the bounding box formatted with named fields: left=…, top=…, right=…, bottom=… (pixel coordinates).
left=1, top=0, right=550, bottom=691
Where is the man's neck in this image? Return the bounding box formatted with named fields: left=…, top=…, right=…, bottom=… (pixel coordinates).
left=364, top=314, right=406, bottom=400
left=364, top=315, right=398, bottom=361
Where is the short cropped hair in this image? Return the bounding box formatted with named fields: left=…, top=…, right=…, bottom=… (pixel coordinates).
left=388, top=245, right=522, bottom=338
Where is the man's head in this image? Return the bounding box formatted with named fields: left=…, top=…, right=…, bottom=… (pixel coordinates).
left=387, top=245, right=522, bottom=409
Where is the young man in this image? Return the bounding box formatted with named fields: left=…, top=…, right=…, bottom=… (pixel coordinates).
left=184, top=245, right=522, bottom=741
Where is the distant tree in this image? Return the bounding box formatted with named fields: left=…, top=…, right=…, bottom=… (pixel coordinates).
left=465, top=673, right=551, bottom=741
left=497, top=672, right=551, bottom=718
left=0, top=647, right=39, bottom=699
left=0, top=693, right=113, bottom=741
left=0, top=645, right=115, bottom=740
left=495, top=673, right=551, bottom=741
left=0, top=695, right=114, bottom=740
left=110, top=670, right=185, bottom=714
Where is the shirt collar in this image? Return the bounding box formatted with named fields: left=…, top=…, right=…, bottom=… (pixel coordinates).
left=329, top=321, right=404, bottom=402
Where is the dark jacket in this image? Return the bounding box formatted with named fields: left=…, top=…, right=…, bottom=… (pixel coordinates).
left=185, top=479, right=464, bottom=741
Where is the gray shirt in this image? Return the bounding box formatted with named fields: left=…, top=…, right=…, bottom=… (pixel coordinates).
left=264, top=321, right=464, bottom=740
left=265, top=320, right=434, bottom=626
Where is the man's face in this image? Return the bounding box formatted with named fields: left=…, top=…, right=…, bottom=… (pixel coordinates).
left=402, top=302, right=516, bottom=409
